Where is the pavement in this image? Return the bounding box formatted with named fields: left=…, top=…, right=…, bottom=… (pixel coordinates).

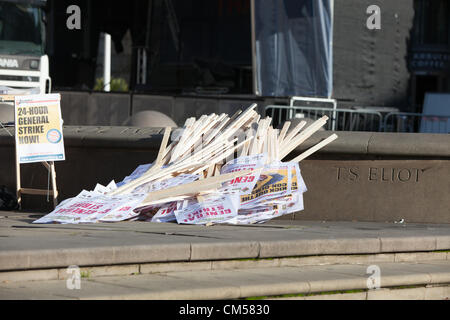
left=1, top=211, right=449, bottom=299
left=1, top=259, right=449, bottom=300
left=1, top=211, right=450, bottom=271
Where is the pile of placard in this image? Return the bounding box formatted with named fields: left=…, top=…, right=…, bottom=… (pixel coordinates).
left=34, top=104, right=337, bottom=225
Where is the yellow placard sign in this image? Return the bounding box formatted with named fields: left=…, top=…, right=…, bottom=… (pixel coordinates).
left=14, top=94, right=65, bottom=164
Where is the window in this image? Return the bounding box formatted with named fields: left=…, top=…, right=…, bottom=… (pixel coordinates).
left=413, top=0, right=450, bottom=46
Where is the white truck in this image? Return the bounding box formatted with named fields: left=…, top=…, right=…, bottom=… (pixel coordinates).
left=0, top=0, right=50, bottom=123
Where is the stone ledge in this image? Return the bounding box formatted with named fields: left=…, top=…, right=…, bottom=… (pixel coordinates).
left=1, top=126, right=449, bottom=157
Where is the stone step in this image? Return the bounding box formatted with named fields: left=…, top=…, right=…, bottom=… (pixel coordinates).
left=1, top=260, right=449, bottom=300
left=1, top=251, right=448, bottom=283
left=269, top=285, right=450, bottom=300
left=2, top=218, right=450, bottom=272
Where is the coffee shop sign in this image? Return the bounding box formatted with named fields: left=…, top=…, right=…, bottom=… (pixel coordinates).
left=410, top=52, right=450, bottom=70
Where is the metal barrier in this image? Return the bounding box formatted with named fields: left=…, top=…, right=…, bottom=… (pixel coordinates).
left=289, top=96, right=337, bottom=130
left=265, top=105, right=383, bottom=132
left=383, top=112, right=450, bottom=133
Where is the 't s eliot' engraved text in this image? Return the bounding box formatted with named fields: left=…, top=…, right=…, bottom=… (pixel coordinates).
left=337, top=167, right=423, bottom=183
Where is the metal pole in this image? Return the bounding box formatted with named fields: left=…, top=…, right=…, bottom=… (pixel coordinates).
left=329, top=0, right=334, bottom=99
left=103, top=33, right=111, bottom=92
left=250, top=0, right=259, bottom=96
left=329, top=0, right=336, bottom=130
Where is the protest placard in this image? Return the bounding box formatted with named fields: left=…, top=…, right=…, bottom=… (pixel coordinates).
left=33, top=106, right=337, bottom=225
left=14, top=94, right=65, bottom=163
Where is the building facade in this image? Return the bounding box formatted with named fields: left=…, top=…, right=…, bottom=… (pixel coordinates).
left=45, top=0, right=450, bottom=113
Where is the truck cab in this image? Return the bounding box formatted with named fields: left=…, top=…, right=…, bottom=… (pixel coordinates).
left=0, top=0, right=49, bottom=124
left=0, top=0, right=50, bottom=94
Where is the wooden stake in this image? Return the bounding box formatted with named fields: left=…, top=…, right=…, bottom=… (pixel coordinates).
left=280, top=116, right=328, bottom=159
left=153, top=127, right=171, bottom=168
left=137, top=169, right=255, bottom=207
left=278, top=121, right=291, bottom=145
left=289, top=134, right=338, bottom=163
left=281, top=120, right=306, bottom=148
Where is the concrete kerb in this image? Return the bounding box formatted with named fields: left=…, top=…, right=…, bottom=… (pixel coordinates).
left=1, top=235, right=449, bottom=272
left=0, top=244, right=191, bottom=271
left=1, top=251, right=448, bottom=283
left=380, top=236, right=438, bottom=252
left=189, top=241, right=260, bottom=261
left=257, top=237, right=382, bottom=258
left=1, top=260, right=449, bottom=299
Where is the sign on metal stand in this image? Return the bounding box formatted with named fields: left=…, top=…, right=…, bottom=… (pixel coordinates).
left=13, top=93, right=65, bottom=208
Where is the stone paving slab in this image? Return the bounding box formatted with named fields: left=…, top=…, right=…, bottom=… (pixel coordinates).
left=271, top=286, right=450, bottom=300
left=1, top=214, right=450, bottom=271
left=0, top=260, right=449, bottom=300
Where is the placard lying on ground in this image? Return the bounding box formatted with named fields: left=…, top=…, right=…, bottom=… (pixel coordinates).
left=14, top=93, right=65, bottom=163
left=32, top=105, right=338, bottom=225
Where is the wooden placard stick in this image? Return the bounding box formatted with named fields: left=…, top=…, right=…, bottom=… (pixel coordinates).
left=163, top=116, right=196, bottom=163
left=126, top=126, right=172, bottom=181
left=266, top=127, right=273, bottom=163
left=249, top=118, right=266, bottom=155
left=183, top=114, right=217, bottom=147
left=221, top=104, right=257, bottom=139
left=19, top=188, right=55, bottom=196
left=281, top=120, right=306, bottom=148
left=174, top=116, right=206, bottom=158
left=258, top=120, right=270, bottom=155
left=192, top=140, right=236, bottom=165
left=161, top=142, right=177, bottom=166
left=203, top=115, right=230, bottom=145
left=222, top=109, right=242, bottom=128
left=213, top=164, right=221, bottom=176
left=229, top=105, right=255, bottom=126
left=241, top=110, right=259, bottom=129
left=274, top=129, right=280, bottom=161
left=208, top=138, right=252, bottom=164
left=289, top=134, right=338, bottom=163
left=247, top=120, right=260, bottom=156
left=277, top=121, right=291, bottom=145
left=206, top=163, right=215, bottom=178
left=254, top=114, right=261, bottom=125
left=151, top=126, right=171, bottom=169
left=170, top=124, right=193, bottom=162
left=281, top=121, right=327, bottom=159
left=137, top=169, right=255, bottom=207
left=268, top=126, right=274, bottom=161
left=110, top=156, right=208, bottom=196
left=239, top=130, right=253, bottom=157
left=192, top=114, right=220, bottom=145
left=166, top=117, right=195, bottom=158
left=270, top=127, right=277, bottom=162
left=195, top=140, right=235, bottom=163
left=191, top=137, right=253, bottom=175
left=202, top=113, right=226, bottom=140
left=49, top=161, right=58, bottom=206
left=189, top=138, right=237, bottom=164
left=177, top=116, right=220, bottom=162
left=280, top=116, right=328, bottom=159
